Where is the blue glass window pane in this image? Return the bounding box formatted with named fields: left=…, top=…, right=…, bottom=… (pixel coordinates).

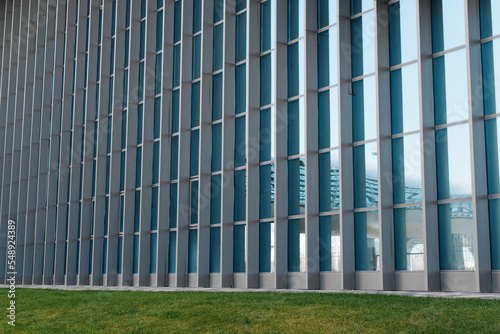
left=168, top=231, right=176, bottom=273
left=134, top=190, right=141, bottom=232
left=261, top=0, right=271, bottom=52
left=351, top=12, right=375, bottom=77
left=212, top=73, right=223, bottom=121
left=260, top=53, right=272, bottom=107
left=318, top=88, right=339, bottom=149
left=351, top=0, right=373, bottom=15
left=486, top=117, right=500, bottom=194
left=214, top=0, right=224, bottom=23
left=389, top=0, right=418, bottom=66
left=191, top=180, right=198, bottom=225
left=287, top=41, right=303, bottom=98
left=192, top=34, right=201, bottom=80
left=233, top=224, right=246, bottom=272
left=210, top=227, right=221, bottom=273
left=170, top=135, right=178, bottom=180
left=235, top=64, right=246, bottom=114
left=260, top=108, right=275, bottom=162
left=150, top=233, right=157, bottom=274
left=169, top=183, right=178, bottom=228
left=353, top=142, right=379, bottom=208
left=140, top=20, right=146, bottom=60
left=117, top=236, right=122, bottom=274
left=288, top=158, right=305, bottom=216
left=482, top=40, right=500, bottom=116
left=106, top=156, right=110, bottom=194
left=319, top=215, right=340, bottom=272
left=107, top=115, right=112, bottom=153
left=213, top=23, right=223, bottom=71
left=489, top=199, right=500, bottom=270
left=438, top=202, right=475, bottom=270
left=102, top=238, right=107, bottom=274
left=392, top=134, right=422, bottom=205
left=133, top=235, right=139, bottom=274
left=236, top=0, right=246, bottom=12
left=154, top=97, right=161, bottom=139
left=234, top=169, right=246, bottom=221
left=141, top=0, right=146, bottom=18
left=394, top=206, right=424, bottom=271
left=121, top=110, right=127, bottom=149
left=172, top=90, right=180, bottom=133
left=193, top=0, right=202, bottom=33
left=212, top=123, right=222, bottom=172
left=235, top=116, right=246, bottom=167
left=156, top=11, right=163, bottom=51
left=433, top=50, right=468, bottom=125
left=318, top=26, right=337, bottom=88
left=259, top=222, right=272, bottom=272
left=155, top=54, right=162, bottom=95
left=352, top=76, right=377, bottom=142
left=480, top=0, right=500, bottom=38
left=318, top=0, right=337, bottom=29
left=288, top=0, right=302, bottom=41
left=152, top=141, right=159, bottom=184
left=436, top=124, right=472, bottom=199
left=190, top=130, right=199, bottom=176
left=288, top=219, right=305, bottom=272
left=210, top=174, right=221, bottom=224
left=391, top=64, right=420, bottom=134
left=259, top=164, right=275, bottom=219
left=119, top=194, right=124, bottom=232
left=104, top=197, right=109, bottom=235
left=174, top=0, right=182, bottom=43
left=158, top=0, right=163, bottom=9
left=173, top=44, right=181, bottom=87
left=287, top=99, right=305, bottom=156
left=108, top=76, right=113, bottom=111
left=431, top=0, right=465, bottom=53
left=112, top=0, right=116, bottom=35
left=188, top=229, right=198, bottom=273
left=191, top=82, right=200, bottom=127
left=120, top=151, right=125, bottom=191
left=136, top=147, right=142, bottom=188
left=236, top=12, right=247, bottom=62
left=354, top=211, right=379, bottom=271
left=319, top=150, right=340, bottom=212
left=124, top=30, right=130, bottom=67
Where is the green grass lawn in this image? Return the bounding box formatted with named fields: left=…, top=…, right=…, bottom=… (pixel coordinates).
left=0, top=288, right=499, bottom=333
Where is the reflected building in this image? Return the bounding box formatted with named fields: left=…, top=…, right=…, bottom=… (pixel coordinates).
left=0, top=0, right=499, bottom=293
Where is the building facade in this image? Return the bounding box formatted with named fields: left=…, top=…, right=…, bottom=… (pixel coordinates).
left=0, top=0, right=499, bottom=293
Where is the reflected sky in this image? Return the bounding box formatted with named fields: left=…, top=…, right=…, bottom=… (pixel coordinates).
left=432, top=0, right=465, bottom=52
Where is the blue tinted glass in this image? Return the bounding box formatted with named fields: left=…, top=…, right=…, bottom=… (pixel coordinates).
left=120, top=151, right=125, bottom=191
left=261, top=0, right=271, bottom=52
left=433, top=50, right=468, bottom=125
left=482, top=40, right=500, bottom=116
left=212, top=73, right=223, bottom=120
left=394, top=206, right=424, bottom=271
left=288, top=158, right=305, bottom=216
left=318, top=0, right=337, bottom=29
left=169, top=183, right=178, bottom=228
left=154, top=97, right=161, bottom=139
left=287, top=99, right=305, bottom=156
left=191, top=180, right=198, bottom=225
left=480, top=0, right=500, bottom=38
left=354, top=211, right=379, bottom=271
left=392, top=134, right=422, bottom=205
left=140, top=20, right=146, bottom=60
left=188, top=229, right=198, bottom=273
left=351, top=0, right=373, bottom=15
left=173, top=44, right=181, bottom=87
left=156, top=10, right=163, bottom=51
left=259, top=222, right=272, bottom=272
left=212, top=123, right=222, bottom=172
left=172, top=90, right=179, bottom=132
left=150, top=233, right=157, bottom=274
left=431, top=0, right=465, bottom=53
left=438, top=201, right=474, bottom=270
left=119, top=194, right=124, bottom=232
left=389, top=0, right=418, bottom=66
left=141, top=0, right=146, bottom=18
left=318, top=26, right=337, bottom=88
left=259, top=163, right=275, bottom=219
left=107, top=116, right=112, bottom=153
left=260, top=53, right=272, bottom=107
left=155, top=54, right=162, bottom=95
left=192, top=34, right=201, bottom=80
left=210, top=174, right=221, bottom=224
left=287, top=41, right=304, bottom=97
left=318, top=88, right=339, bottom=149
left=235, top=116, right=246, bottom=167
left=136, top=147, right=142, bottom=188
left=106, top=156, right=110, bottom=194
left=235, top=64, right=246, bottom=114
left=351, top=12, right=375, bottom=77
left=117, top=236, right=122, bottom=274
left=319, top=215, right=340, bottom=272
left=236, top=0, right=246, bottom=12
left=123, top=71, right=128, bottom=109
left=213, top=23, right=223, bottom=71
left=102, top=238, right=107, bottom=274
left=170, top=135, right=179, bottom=180
left=485, top=118, right=500, bottom=194
left=193, top=0, right=202, bottom=33
left=191, top=82, right=200, bottom=127
left=134, top=190, right=141, bottom=232
left=436, top=124, right=472, bottom=199
left=260, top=108, right=275, bottom=162
left=153, top=141, right=159, bottom=184
left=288, top=0, right=302, bottom=41
left=190, top=130, right=199, bottom=176
left=353, top=142, right=379, bottom=208
left=137, top=104, right=143, bottom=144
left=236, top=12, right=247, bottom=62
left=210, top=227, right=221, bottom=273
left=168, top=231, right=176, bottom=273
left=489, top=199, right=500, bottom=269
left=214, top=0, right=224, bottom=23
left=174, top=0, right=182, bottom=43
left=234, top=169, right=246, bottom=221
left=352, top=76, right=377, bottom=142
left=391, top=64, right=420, bottom=134
left=288, top=219, right=305, bottom=272
left=319, top=150, right=340, bottom=212
left=234, top=224, right=246, bottom=272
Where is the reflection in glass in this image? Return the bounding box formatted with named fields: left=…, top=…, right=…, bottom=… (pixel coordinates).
left=190, top=130, right=199, bottom=176
left=351, top=0, right=373, bottom=16
left=212, top=123, right=222, bottom=172
left=260, top=222, right=275, bottom=273
left=169, top=183, right=177, bottom=228
left=288, top=158, right=306, bottom=216
left=235, top=115, right=246, bottom=168
left=319, top=150, right=340, bottom=212
left=319, top=88, right=339, bottom=149
left=355, top=211, right=379, bottom=271
left=236, top=12, right=247, bottom=62
left=392, top=134, right=422, bottom=204
left=234, top=224, right=246, bottom=272
left=351, top=11, right=375, bottom=77
left=235, top=64, right=246, bottom=114
left=391, top=63, right=420, bottom=134
left=431, top=0, right=465, bottom=53
left=438, top=201, right=475, bottom=271
left=287, top=40, right=304, bottom=98
left=210, top=175, right=221, bottom=224
left=260, top=164, right=275, bottom=219
left=389, top=0, right=418, bottom=66
left=213, top=23, right=223, bottom=71
left=482, top=40, right=500, bottom=116
left=212, top=73, right=223, bottom=121
left=489, top=199, right=500, bottom=270
left=353, top=76, right=377, bottom=142
left=234, top=169, right=246, bottom=222
left=394, top=207, right=424, bottom=271
left=190, top=180, right=198, bottom=225
left=260, top=108, right=275, bottom=162
left=480, top=0, right=500, bottom=38
left=210, top=226, right=221, bottom=273
left=318, top=0, right=337, bottom=29
left=486, top=117, right=500, bottom=194
left=436, top=124, right=472, bottom=199
left=320, top=215, right=340, bottom=272
left=168, top=231, right=176, bottom=273
left=288, top=0, right=304, bottom=41
left=318, top=26, right=338, bottom=89
left=288, top=218, right=306, bottom=272
left=433, top=49, right=468, bottom=125
left=188, top=229, right=198, bottom=273
left=353, top=142, right=379, bottom=208
left=288, top=99, right=305, bottom=155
